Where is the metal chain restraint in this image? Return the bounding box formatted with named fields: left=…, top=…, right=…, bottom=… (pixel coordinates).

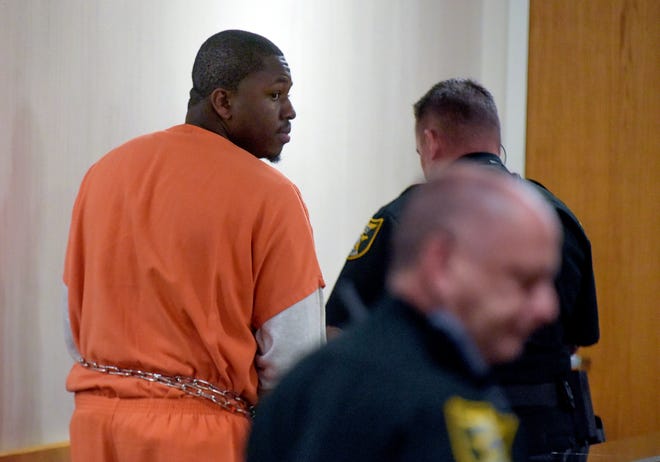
left=77, top=358, right=255, bottom=419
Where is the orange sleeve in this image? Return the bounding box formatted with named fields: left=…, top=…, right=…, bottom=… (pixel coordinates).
left=63, top=164, right=98, bottom=348
left=251, top=182, right=324, bottom=329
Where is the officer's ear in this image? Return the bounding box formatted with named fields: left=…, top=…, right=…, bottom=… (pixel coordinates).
left=417, top=127, right=439, bottom=177
left=423, top=128, right=446, bottom=162
left=209, top=88, right=232, bottom=120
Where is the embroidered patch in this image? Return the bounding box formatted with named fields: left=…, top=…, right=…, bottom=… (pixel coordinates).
left=346, top=218, right=384, bottom=261
left=444, top=396, right=518, bottom=462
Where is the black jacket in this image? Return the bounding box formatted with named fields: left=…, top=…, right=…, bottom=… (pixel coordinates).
left=325, top=153, right=601, bottom=454
left=248, top=297, right=523, bottom=462
left=327, top=152, right=599, bottom=380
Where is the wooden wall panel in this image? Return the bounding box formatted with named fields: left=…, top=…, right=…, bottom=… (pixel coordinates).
left=526, top=0, right=659, bottom=440
left=0, top=443, right=69, bottom=462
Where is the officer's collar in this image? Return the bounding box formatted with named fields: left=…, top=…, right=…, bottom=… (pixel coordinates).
left=427, top=310, right=489, bottom=378
left=456, top=152, right=505, bottom=169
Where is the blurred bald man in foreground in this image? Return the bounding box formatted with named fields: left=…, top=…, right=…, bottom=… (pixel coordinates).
left=247, top=164, right=562, bottom=462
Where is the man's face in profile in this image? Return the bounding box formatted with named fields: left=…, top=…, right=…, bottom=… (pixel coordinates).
left=226, top=55, right=296, bottom=162
left=440, top=209, right=560, bottom=365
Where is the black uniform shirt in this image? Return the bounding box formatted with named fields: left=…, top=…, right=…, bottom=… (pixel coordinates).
left=326, top=152, right=599, bottom=382
left=247, top=297, right=523, bottom=462
left=326, top=183, right=419, bottom=327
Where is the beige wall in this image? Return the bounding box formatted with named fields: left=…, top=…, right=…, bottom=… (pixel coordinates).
left=0, top=0, right=529, bottom=450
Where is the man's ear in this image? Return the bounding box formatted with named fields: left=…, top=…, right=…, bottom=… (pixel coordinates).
left=424, top=128, right=443, bottom=161
left=418, top=232, right=453, bottom=295
left=209, top=88, right=232, bottom=120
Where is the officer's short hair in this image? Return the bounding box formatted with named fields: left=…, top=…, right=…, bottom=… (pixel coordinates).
left=413, top=78, right=501, bottom=146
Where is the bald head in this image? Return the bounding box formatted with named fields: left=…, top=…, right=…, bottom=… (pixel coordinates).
left=389, top=163, right=562, bottom=364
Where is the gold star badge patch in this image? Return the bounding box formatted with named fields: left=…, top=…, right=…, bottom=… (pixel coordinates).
left=444, top=396, right=518, bottom=462
left=347, top=218, right=384, bottom=261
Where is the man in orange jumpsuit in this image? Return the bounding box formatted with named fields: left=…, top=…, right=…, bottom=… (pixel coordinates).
left=64, top=30, right=325, bottom=462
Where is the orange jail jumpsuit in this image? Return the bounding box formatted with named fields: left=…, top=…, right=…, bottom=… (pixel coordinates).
left=64, top=124, right=324, bottom=461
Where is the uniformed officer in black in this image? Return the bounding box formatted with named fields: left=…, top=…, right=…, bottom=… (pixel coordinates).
left=326, top=79, right=603, bottom=460
left=247, top=164, right=563, bottom=462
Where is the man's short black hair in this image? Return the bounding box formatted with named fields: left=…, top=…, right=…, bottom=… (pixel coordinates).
left=413, top=78, right=500, bottom=144
left=188, top=30, right=283, bottom=107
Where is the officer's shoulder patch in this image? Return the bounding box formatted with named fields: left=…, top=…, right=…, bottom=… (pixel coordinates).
left=443, top=396, right=518, bottom=462
left=347, top=217, right=384, bottom=261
